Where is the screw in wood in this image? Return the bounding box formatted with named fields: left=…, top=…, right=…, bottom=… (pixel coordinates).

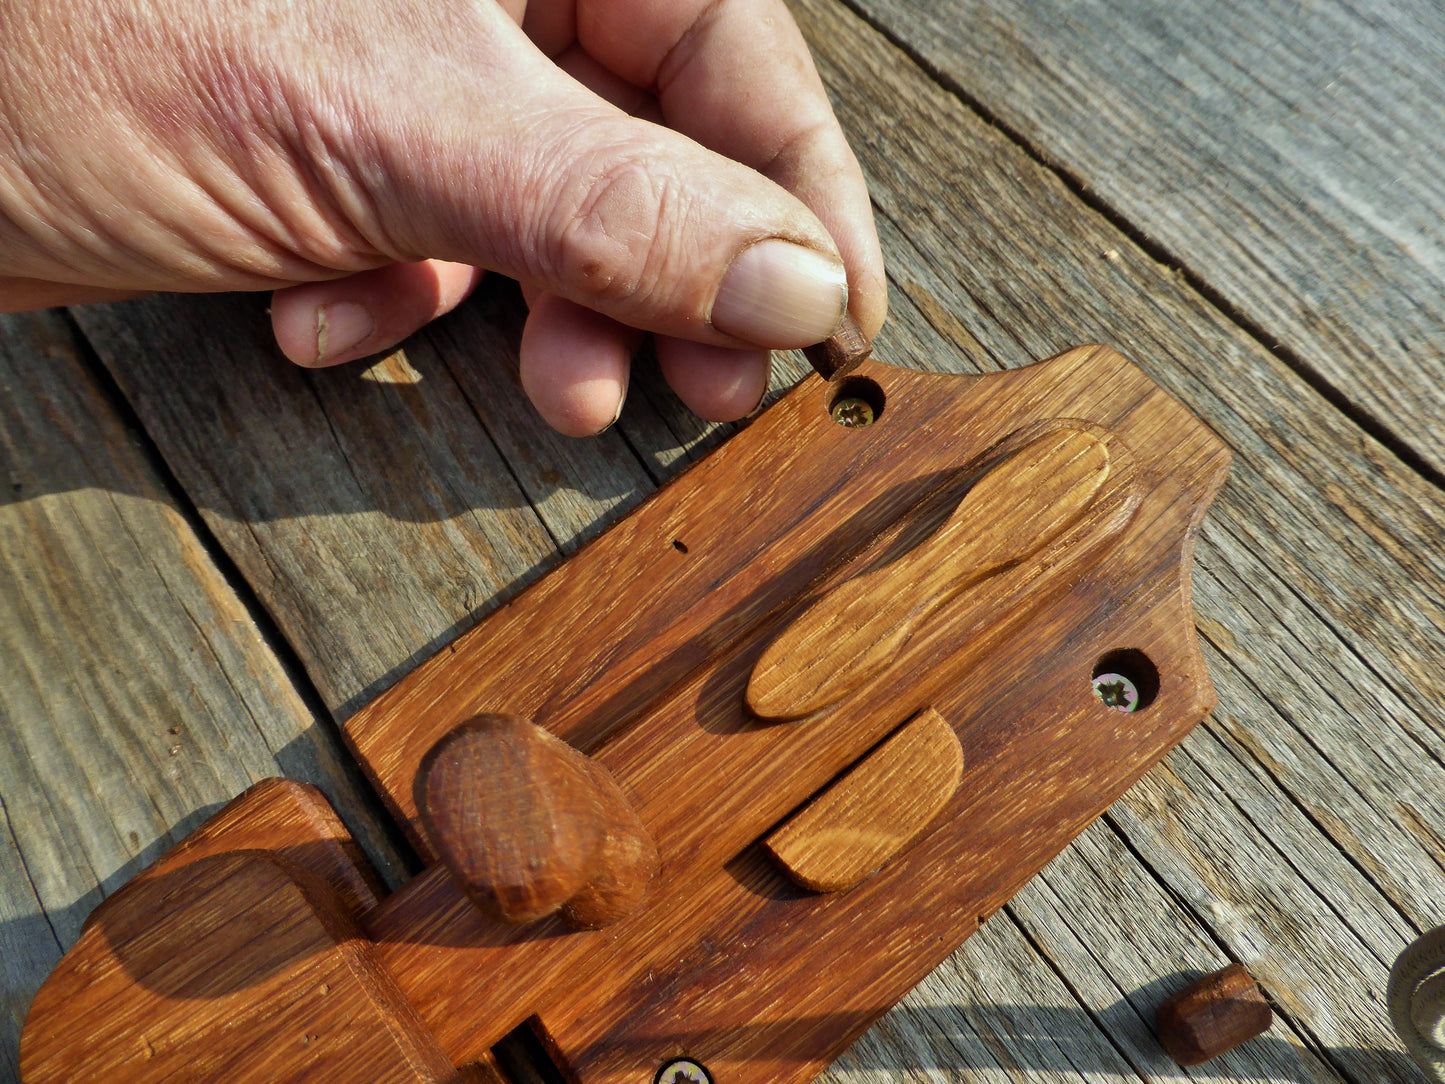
left=830, top=398, right=875, bottom=427
left=655, top=1058, right=712, bottom=1084
left=1092, top=672, right=1139, bottom=712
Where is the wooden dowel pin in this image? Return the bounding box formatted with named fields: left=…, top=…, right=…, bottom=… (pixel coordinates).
left=804, top=313, right=872, bottom=380
left=1156, top=963, right=1273, bottom=1065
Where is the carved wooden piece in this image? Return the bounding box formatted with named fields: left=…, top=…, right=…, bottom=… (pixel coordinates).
left=416, top=715, right=658, bottom=928
left=762, top=707, right=963, bottom=892
left=748, top=426, right=1121, bottom=719
left=1156, top=963, right=1273, bottom=1065
left=20, top=782, right=501, bottom=1084
left=22, top=345, right=1231, bottom=1084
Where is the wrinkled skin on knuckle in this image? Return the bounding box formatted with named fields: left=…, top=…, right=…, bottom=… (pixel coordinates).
left=543, top=150, right=707, bottom=325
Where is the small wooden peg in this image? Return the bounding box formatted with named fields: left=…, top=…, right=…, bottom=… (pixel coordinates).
left=1156, top=963, right=1273, bottom=1065
left=803, top=314, right=872, bottom=380
left=762, top=708, right=963, bottom=892
left=416, top=715, right=659, bottom=928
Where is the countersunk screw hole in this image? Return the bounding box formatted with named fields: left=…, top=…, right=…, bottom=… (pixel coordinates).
left=828, top=375, right=885, bottom=428
left=1091, top=649, right=1160, bottom=712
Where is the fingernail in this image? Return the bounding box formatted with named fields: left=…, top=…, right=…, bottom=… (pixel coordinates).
left=593, top=389, right=626, bottom=436
left=712, top=240, right=848, bottom=348
left=745, top=385, right=770, bottom=419
left=314, top=301, right=374, bottom=364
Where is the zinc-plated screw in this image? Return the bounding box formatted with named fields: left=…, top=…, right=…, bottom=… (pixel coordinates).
left=656, top=1058, right=712, bottom=1084
left=1092, top=672, right=1139, bottom=712
left=830, top=397, right=875, bottom=427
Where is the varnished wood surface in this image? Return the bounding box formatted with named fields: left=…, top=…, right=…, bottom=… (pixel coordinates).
left=761, top=707, right=964, bottom=893
left=3, top=0, right=1444, bottom=1080
left=746, top=425, right=1125, bottom=719
left=336, top=345, right=1225, bottom=1082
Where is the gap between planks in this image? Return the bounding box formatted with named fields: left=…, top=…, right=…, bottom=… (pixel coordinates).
left=52, top=312, right=420, bottom=888
left=828, top=0, right=1445, bottom=497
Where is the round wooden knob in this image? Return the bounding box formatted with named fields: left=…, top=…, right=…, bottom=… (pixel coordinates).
left=415, top=714, right=658, bottom=929
left=1390, top=925, right=1445, bottom=1082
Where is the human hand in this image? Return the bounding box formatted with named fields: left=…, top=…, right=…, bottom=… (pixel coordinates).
left=0, top=0, right=885, bottom=435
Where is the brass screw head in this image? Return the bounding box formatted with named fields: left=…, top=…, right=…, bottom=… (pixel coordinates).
left=1092, top=672, right=1140, bottom=712
left=830, top=397, right=875, bottom=427
left=656, top=1058, right=712, bottom=1084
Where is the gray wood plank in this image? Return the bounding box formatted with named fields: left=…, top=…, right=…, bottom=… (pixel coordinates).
left=0, top=813, right=60, bottom=1084
left=0, top=310, right=404, bottom=1082
left=1009, top=822, right=1347, bottom=1083
left=72, top=285, right=812, bottom=723
left=849, top=0, right=1445, bottom=478
left=71, top=291, right=574, bottom=718
left=825, top=914, right=1150, bottom=1083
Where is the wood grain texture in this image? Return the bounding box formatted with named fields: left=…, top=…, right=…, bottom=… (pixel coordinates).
left=747, top=426, right=1126, bottom=719
left=25, top=852, right=437, bottom=1084
left=761, top=707, right=963, bottom=893
left=10, top=0, right=1444, bottom=1079
left=782, top=0, right=1445, bottom=1075
left=69, top=291, right=655, bottom=719
left=19, top=342, right=1229, bottom=1084
left=416, top=716, right=657, bottom=928
left=21, top=781, right=509, bottom=1084
left=0, top=311, right=403, bottom=1078
left=851, top=0, right=1445, bottom=478
left=803, top=314, right=873, bottom=380
left=348, top=345, right=1228, bottom=1082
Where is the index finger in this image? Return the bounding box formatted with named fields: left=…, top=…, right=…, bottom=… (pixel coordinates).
left=576, top=0, right=887, bottom=339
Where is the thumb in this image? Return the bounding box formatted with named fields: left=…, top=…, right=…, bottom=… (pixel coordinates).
left=346, top=19, right=849, bottom=350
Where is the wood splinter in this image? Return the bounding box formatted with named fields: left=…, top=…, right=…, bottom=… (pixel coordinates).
left=1156, top=962, right=1273, bottom=1065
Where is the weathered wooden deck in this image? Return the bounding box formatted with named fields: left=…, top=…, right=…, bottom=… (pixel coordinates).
left=4, top=0, right=1444, bottom=1080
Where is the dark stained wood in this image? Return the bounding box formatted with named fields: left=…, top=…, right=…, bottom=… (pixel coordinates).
left=344, top=345, right=1226, bottom=1081
left=20, top=782, right=486, bottom=1084
left=416, top=716, right=657, bottom=928
left=1155, top=963, right=1273, bottom=1066
left=19, top=343, right=1231, bottom=1084
left=781, top=2, right=1445, bottom=1075
left=803, top=314, right=873, bottom=380
left=747, top=426, right=1129, bottom=720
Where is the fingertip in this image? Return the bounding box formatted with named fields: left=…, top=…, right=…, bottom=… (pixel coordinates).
left=851, top=268, right=889, bottom=343
left=520, top=293, right=640, bottom=437
left=271, top=260, right=484, bottom=368
left=656, top=337, right=771, bottom=422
